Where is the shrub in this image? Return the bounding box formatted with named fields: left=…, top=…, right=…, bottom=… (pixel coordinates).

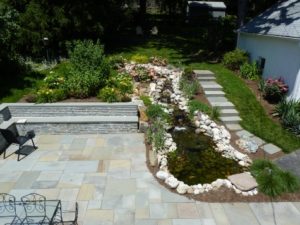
left=108, top=55, right=126, bottom=69
left=146, top=104, right=166, bottom=120
left=43, top=73, right=65, bottom=89
left=179, top=77, right=199, bottom=99
left=275, top=99, right=300, bottom=134
left=149, top=56, right=168, bottom=66
left=130, top=67, right=154, bottom=82
left=240, top=62, right=260, bottom=80
left=65, top=40, right=110, bottom=97
left=108, top=72, right=133, bottom=95
left=250, top=159, right=300, bottom=197
left=146, top=120, right=165, bottom=151
left=222, top=49, right=248, bottom=70
left=36, top=88, right=66, bottom=103
left=130, top=54, right=149, bottom=64
left=140, top=95, right=152, bottom=107
left=260, top=77, right=288, bottom=103
left=182, top=67, right=195, bottom=80
left=97, top=87, right=120, bottom=102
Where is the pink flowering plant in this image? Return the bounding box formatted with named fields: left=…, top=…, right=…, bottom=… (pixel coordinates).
left=260, top=77, right=288, bottom=103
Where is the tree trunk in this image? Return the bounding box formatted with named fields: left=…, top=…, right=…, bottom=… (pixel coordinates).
left=139, top=0, right=147, bottom=27
left=238, top=0, right=248, bottom=27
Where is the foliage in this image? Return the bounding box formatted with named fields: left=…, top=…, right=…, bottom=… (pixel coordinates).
left=65, top=40, right=110, bottom=98
left=211, top=106, right=221, bottom=121
left=182, top=67, right=195, bottom=80
left=146, top=119, right=165, bottom=152
left=130, top=54, right=149, bottom=64
left=149, top=56, right=168, bottom=66
left=43, top=73, right=65, bottom=89
left=275, top=99, right=300, bottom=135
left=130, top=66, right=156, bottom=82
left=146, top=104, right=169, bottom=121
left=188, top=100, right=211, bottom=116
left=260, top=78, right=288, bottom=103
left=222, top=49, right=248, bottom=70
left=97, top=87, right=120, bottom=102
left=108, top=55, right=126, bottom=69
left=140, top=95, right=152, bottom=107
left=179, top=77, right=199, bottom=99
left=240, top=62, right=260, bottom=80
left=108, top=72, right=133, bottom=95
left=36, top=88, right=66, bottom=103
left=250, top=159, right=300, bottom=198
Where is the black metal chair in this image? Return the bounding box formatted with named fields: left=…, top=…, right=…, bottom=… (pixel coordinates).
left=20, top=193, right=49, bottom=225
left=61, top=202, right=78, bottom=225
left=0, top=129, right=37, bottom=161
left=0, top=193, right=21, bottom=224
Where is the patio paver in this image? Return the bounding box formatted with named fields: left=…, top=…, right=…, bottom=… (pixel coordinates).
left=0, top=133, right=299, bottom=225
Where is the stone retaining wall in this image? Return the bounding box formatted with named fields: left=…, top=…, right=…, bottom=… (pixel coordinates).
left=0, top=103, right=137, bottom=119
left=16, top=122, right=138, bottom=135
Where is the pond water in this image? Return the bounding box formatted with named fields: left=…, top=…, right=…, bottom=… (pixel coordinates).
left=168, top=127, right=245, bottom=185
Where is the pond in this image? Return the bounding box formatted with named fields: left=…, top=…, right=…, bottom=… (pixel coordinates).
left=168, top=127, right=245, bottom=185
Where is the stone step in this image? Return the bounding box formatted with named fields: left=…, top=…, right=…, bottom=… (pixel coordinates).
left=198, top=77, right=216, bottom=81
left=204, top=90, right=225, bottom=97
left=220, top=109, right=239, bottom=117
left=200, top=82, right=223, bottom=91
left=207, top=96, right=229, bottom=103
left=193, top=70, right=215, bottom=76
left=220, top=116, right=242, bottom=124
left=225, top=124, right=243, bottom=131
left=211, top=101, right=235, bottom=109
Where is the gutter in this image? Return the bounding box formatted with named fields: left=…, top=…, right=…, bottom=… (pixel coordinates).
left=239, top=31, right=300, bottom=42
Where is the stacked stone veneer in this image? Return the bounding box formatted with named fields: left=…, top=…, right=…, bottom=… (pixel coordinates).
left=0, top=103, right=139, bottom=134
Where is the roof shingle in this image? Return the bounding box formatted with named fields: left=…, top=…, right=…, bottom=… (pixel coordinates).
left=240, top=0, right=300, bottom=39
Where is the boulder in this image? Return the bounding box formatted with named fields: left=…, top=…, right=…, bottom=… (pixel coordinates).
left=176, top=182, right=189, bottom=194
left=165, top=176, right=179, bottom=188
left=228, top=172, right=258, bottom=191
left=156, top=171, right=169, bottom=180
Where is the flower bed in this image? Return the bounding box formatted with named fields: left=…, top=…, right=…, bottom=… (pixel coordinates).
left=124, top=62, right=258, bottom=196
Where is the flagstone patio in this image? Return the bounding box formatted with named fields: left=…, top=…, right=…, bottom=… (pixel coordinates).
left=0, top=133, right=300, bottom=225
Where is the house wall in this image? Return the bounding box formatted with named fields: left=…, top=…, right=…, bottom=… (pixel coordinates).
left=237, top=33, right=300, bottom=100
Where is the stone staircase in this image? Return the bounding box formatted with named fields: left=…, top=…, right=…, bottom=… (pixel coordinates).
left=194, top=70, right=282, bottom=155
left=194, top=70, right=242, bottom=131
left=0, top=103, right=139, bottom=134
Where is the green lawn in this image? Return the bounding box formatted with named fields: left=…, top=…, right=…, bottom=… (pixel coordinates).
left=2, top=34, right=299, bottom=152
left=109, top=36, right=300, bottom=152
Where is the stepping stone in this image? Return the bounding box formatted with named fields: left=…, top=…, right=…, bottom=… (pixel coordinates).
left=220, top=116, right=242, bottom=124
left=225, top=124, right=243, bottom=131
left=275, top=149, right=300, bottom=179
left=204, top=90, right=225, bottom=97
left=236, top=130, right=253, bottom=138
left=249, top=136, right=265, bottom=147
left=220, top=109, right=239, bottom=116
left=262, top=143, right=281, bottom=155
left=211, top=101, right=235, bottom=109
left=228, top=172, right=258, bottom=191
left=193, top=70, right=214, bottom=76
left=207, top=96, right=229, bottom=103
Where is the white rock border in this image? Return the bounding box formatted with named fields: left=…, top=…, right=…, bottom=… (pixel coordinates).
left=125, top=62, right=258, bottom=196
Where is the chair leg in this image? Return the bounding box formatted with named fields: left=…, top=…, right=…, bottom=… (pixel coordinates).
left=3, top=150, right=6, bottom=159
left=31, top=139, right=37, bottom=149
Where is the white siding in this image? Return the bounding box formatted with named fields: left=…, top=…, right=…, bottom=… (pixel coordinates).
left=237, top=33, right=300, bottom=100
